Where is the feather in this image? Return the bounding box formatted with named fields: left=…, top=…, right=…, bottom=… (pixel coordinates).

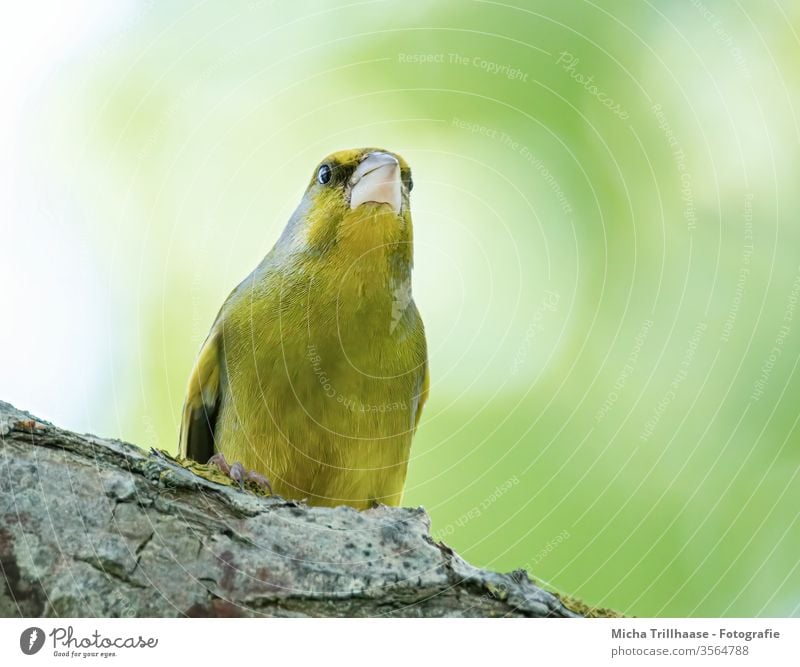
left=179, top=330, right=222, bottom=463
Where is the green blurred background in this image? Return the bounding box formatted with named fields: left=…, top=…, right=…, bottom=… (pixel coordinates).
left=2, top=0, right=799, bottom=616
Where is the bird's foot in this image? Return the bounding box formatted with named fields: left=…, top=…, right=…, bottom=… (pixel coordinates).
left=207, top=453, right=273, bottom=494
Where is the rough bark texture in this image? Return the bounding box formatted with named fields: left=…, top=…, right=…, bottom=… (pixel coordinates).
left=0, top=400, right=579, bottom=618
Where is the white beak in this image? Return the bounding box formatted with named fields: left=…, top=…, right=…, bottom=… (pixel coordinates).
left=349, top=151, right=402, bottom=213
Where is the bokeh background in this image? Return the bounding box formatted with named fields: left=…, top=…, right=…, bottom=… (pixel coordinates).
left=2, top=0, right=799, bottom=617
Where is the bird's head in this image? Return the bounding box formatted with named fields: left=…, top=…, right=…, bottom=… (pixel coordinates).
left=308, top=147, right=413, bottom=216
left=277, top=148, right=415, bottom=271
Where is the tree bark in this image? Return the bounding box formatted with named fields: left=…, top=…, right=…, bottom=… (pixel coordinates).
left=0, top=401, right=579, bottom=618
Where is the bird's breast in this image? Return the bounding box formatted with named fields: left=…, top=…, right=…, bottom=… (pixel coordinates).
left=222, top=289, right=422, bottom=436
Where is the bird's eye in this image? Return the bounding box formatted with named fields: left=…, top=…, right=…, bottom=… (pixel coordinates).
left=408, top=177, right=414, bottom=192
left=317, top=164, right=332, bottom=184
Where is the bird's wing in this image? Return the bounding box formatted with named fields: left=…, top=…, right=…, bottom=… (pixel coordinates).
left=179, top=328, right=223, bottom=463
left=413, top=359, right=429, bottom=430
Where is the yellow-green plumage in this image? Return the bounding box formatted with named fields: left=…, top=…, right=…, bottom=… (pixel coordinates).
left=180, top=148, right=428, bottom=508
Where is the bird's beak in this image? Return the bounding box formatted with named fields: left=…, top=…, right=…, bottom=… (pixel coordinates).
left=349, top=151, right=401, bottom=213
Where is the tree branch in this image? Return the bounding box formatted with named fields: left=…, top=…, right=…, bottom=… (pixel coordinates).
left=0, top=400, right=579, bottom=618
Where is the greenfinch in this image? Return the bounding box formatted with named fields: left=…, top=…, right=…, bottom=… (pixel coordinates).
left=180, top=148, right=428, bottom=509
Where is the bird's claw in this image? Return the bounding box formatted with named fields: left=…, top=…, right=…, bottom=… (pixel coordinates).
left=207, top=453, right=231, bottom=475
left=229, top=461, right=246, bottom=489
left=207, top=454, right=272, bottom=494
left=244, top=470, right=273, bottom=494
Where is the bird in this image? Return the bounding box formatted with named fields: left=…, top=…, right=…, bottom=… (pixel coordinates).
left=179, top=148, right=428, bottom=509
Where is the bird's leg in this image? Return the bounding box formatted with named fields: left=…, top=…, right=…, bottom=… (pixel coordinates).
left=207, top=453, right=273, bottom=494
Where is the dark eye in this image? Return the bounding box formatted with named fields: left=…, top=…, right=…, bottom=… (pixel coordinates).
left=317, top=164, right=332, bottom=184
left=408, top=177, right=414, bottom=192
